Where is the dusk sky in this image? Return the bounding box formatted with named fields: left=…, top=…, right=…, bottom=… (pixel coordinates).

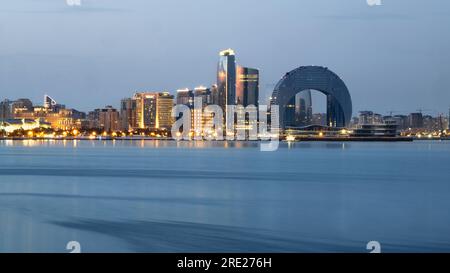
left=1, top=0, right=449, bottom=115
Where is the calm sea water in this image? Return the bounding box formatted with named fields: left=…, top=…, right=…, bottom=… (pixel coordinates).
left=0, top=139, right=449, bottom=253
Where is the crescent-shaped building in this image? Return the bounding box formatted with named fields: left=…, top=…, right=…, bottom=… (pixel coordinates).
left=272, top=66, right=352, bottom=129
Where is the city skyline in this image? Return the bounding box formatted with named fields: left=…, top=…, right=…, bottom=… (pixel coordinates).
left=2, top=87, right=449, bottom=134
left=2, top=88, right=450, bottom=122
left=1, top=44, right=449, bottom=118
left=1, top=0, right=449, bottom=114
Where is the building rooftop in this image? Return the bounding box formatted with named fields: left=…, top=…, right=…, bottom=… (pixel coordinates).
left=219, top=48, right=235, bottom=56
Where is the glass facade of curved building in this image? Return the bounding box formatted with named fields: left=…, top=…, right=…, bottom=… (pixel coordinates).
left=273, top=66, right=352, bottom=129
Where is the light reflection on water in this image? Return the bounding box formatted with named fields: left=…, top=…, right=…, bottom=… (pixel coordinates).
left=0, top=140, right=450, bottom=252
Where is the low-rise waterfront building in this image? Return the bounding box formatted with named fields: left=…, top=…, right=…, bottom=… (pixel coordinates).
left=0, top=119, right=51, bottom=133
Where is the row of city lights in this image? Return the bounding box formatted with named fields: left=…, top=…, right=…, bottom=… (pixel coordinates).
left=2, top=127, right=449, bottom=140
left=6, top=130, right=170, bottom=139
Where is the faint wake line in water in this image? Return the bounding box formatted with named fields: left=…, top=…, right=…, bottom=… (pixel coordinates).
left=49, top=218, right=450, bottom=253
left=0, top=168, right=421, bottom=183
left=49, top=218, right=349, bottom=253
left=0, top=192, right=227, bottom=206
left=0, top=168, right=273, bottom=180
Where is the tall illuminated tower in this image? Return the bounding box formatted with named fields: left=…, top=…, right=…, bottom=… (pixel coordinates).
left=217, top=49, right=236, bottom=116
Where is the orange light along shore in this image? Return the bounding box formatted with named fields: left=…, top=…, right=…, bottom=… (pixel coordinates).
left=283, top=136, right=414, bottom=142
left=0, top=135, right=438, bottom=142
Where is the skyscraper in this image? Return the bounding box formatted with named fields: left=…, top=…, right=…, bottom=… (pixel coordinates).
left=236, top=66, right=259, bottom=107
left=134, top=92, right=158, bottom=129
left=217, top=49, right=236, bottom=115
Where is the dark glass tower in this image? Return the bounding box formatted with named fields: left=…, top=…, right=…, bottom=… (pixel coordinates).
left=236, top=66, right=259, bottom=107
left=217, top=49, right=236, bottom=114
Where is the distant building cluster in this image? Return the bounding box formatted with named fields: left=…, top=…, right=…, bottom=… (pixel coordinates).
left=0, top=93, right=175, bottom=135
left=0, top=96, right=85, bottom=132
left=350, top=111, right=449, bottom=132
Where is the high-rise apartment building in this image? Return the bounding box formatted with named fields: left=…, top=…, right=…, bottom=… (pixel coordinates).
left=98, top=106, right=120, bottom=132
left=134, top=92, right=157, bottom=129
left=157, top=92, right=175, bottom=130
left=134, top=92, right=174, bottom=130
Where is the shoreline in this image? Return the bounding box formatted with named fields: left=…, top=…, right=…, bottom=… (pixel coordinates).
left=0, top=136, right=443, bottom=142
